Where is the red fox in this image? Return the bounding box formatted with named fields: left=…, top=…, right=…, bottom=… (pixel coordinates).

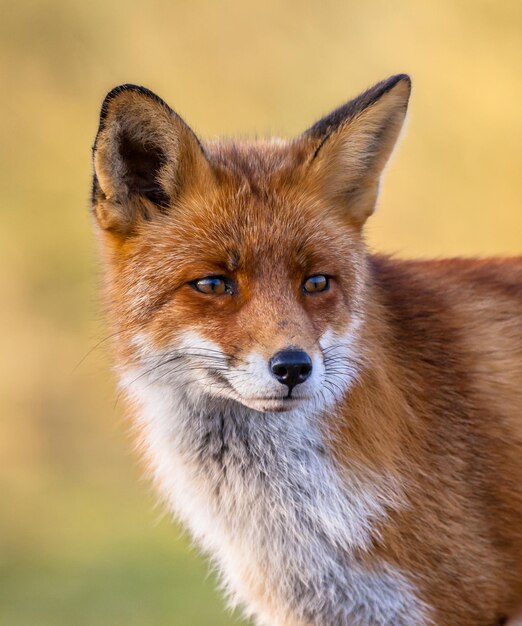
left=91, top=75, right=522, bottom=625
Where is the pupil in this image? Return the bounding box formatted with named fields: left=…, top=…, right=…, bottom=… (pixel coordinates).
left=306, top=275, right=326, bottom=292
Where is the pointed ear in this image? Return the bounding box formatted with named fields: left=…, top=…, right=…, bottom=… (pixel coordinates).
left=302, top=74, right=411, bottom=226
left=91, top=84, right=213, bottom=235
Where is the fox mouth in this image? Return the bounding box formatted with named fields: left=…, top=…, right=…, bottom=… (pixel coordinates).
left=239, top=396, right=307, bottom=413
left=207, top=370, right=308, bottom=412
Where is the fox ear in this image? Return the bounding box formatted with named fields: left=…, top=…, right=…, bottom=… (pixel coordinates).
left=302, top=74, right=411, bottom=226
left=91, top=84, right=212, bottom=235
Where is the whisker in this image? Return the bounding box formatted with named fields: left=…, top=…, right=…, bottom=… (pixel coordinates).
left=72, top=328, right=129, bottom=373
left=324, top=377, right=345, bottom=397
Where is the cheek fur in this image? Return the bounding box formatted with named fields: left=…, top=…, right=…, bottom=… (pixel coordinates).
left=319, top=315, right=365, bottom=402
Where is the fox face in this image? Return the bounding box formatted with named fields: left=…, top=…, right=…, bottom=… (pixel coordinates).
left=92, top=76, right=410, bottom=416
left=100, top=153, right=366, bottom=414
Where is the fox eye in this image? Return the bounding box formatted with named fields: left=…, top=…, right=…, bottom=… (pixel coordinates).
left=192, top=276, right=233, bottom=295
left=303, top=274, right=330, bottom=294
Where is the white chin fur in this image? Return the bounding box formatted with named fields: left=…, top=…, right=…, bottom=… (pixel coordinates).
left=234, top=396, right=307, bottom=413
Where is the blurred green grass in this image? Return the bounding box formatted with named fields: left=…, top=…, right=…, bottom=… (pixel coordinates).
left=0, top=489, right=238, bottom=626
left=1, top=0, right=520, bottom=624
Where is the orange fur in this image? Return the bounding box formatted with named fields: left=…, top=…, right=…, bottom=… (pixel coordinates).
left=91, top=77, right=522, bottom=625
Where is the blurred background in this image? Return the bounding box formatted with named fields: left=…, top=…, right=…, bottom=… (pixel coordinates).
left=1, top=1, right=520, bottom=624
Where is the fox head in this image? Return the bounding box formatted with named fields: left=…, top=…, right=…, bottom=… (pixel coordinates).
left=91, top=75, right=410, bottom=414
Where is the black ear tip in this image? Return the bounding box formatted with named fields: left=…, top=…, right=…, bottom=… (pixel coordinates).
left=98, top=84, right=172, bottom=127
left=385, top=73, right=411, bottom=93
left=371, top=74, right=411, bottom=107
left=304, top=73, right=412, bottom=140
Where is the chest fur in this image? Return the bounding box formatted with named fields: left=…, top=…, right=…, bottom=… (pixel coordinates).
left=127, top=378, right=429, bottom=626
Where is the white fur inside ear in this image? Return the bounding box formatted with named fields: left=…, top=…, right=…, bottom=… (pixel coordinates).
left=93, top=126, right=127, bottom=201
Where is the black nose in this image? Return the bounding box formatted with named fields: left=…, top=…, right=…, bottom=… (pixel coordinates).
left=269, top=350, right=313, bottom=390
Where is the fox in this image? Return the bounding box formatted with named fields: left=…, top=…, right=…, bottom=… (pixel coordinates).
left=90, top=74, right=522, bottom=625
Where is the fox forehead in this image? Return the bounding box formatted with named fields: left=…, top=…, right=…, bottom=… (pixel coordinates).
left=129, top=180, right=359, bottom=276
left=206, top=136, right=310, bottom=181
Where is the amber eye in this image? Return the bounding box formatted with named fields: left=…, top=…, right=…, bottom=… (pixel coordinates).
left=303, top=274, right=330, bottom=294
left=192, top=276, right=233, bottom=295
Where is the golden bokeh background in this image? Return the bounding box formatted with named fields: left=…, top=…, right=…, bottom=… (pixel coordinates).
left=1, top=1, right=520, bottom=624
